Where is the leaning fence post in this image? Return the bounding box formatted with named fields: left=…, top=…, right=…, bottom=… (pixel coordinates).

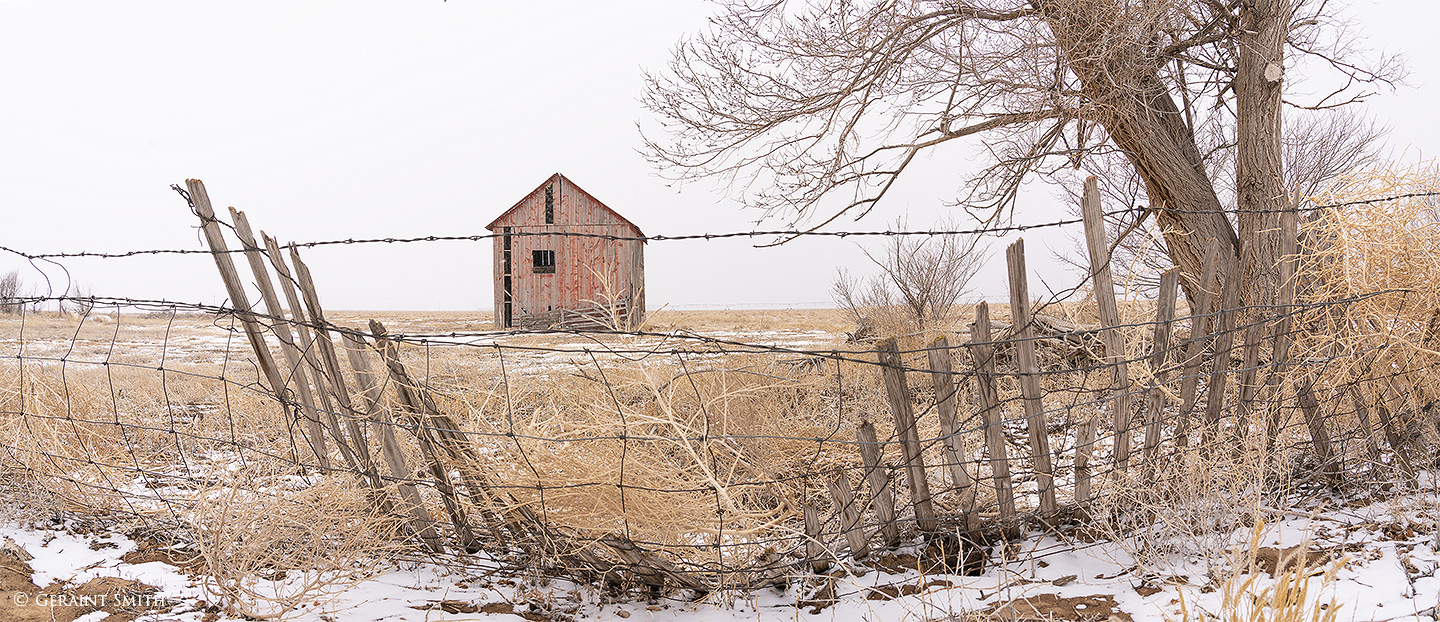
left=341, top=333, right=445, bottom=553
left=1079, top=176, right=1135, bottom=491
left=855, top=420, right=900, bottom=548
left=1142, top=268, right=1180, bottom=473
left=1233, top=320, right=1267, bottom=444
left=1006, top=239, right=1057, bottom=514
left=1262, top=209, right=1300, bottom=453
left=926, top=336, right=979, bottom=532
left=227, top=207, right=330, bottom=471
left=1346, top=386, right=1384, bottom=470
left=1296, top=381, right=1341, bottom=483
left=824, top=473, right=869, bottom=559
left=968, top=302, right=1018, bottom=534
left=1201, top=260, right=1243, bottom=454
left=185, top=181, right=293, bottom=442
left=287, top=247, right=377, bottom=476
left=802, top=503, right=831, bottom=573
left=1175, top=240, right=1223, bottom=448
left=876, top=338, right=939, bottom=532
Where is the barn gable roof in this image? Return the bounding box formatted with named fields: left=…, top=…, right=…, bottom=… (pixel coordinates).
left=485, top=172, right=645, bottom=239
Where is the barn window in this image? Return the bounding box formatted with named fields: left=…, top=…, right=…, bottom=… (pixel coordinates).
left=544, top=184, right=554, bottom=224
left=532, top=249, right=556, bottom=274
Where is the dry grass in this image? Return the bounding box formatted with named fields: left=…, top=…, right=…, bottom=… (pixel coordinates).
left=3, top=166, right=1440, bottom=597
left=1172, top=521, right=1344, bottom=622
left=191, top=477, right=402, bottom=620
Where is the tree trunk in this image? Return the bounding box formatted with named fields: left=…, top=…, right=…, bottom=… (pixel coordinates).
left=1236, top=0, right=1294, bottom=310
left=1035, top=1, right=1241, bottom=305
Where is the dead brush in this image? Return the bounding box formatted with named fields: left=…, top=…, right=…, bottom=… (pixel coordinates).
left=581, top=265, right=650, bottom=332
left=189, top=475, right=403, bottom=620
left=1085, top=437, right=1279, bottom=575
left=456, top=353, right=858, bottom=566
left=1289, top=163, right=1440, bottom=471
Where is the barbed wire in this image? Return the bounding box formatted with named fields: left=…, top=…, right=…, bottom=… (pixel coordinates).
left=1, top=190, right=1434, bottom=262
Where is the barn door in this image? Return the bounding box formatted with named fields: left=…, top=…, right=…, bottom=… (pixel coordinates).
left=502, top=226, right=513, bottom=328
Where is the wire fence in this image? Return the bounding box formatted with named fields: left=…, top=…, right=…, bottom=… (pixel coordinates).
left=1, top=179, right=1438, bottom=611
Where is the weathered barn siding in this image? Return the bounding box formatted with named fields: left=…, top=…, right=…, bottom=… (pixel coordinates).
left=486, top=174, right=645, bottom=329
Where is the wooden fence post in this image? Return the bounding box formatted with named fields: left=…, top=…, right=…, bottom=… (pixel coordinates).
left=1079, top=176, right=1135, bottom=490
left=876, top=338, right=939, bottom=532
left=968, top=302, right=1018, bottom=532
left=1006, top=239, right=1058, bottom=514
left=824, top=474, right=869, bottom=559
left=286, top=248, right=377, bottom=477
left=803, top=503, right=830, bottom=573
left=1296, top=381, right=1341, bottom=483
left=1262, top=209, right=1300, bottom=452
left=1372, top=381, right=1418, bottom=483
left=226, top=207, right=330, bottom=471
left=341, top=333, right=445, bottom=553
left=1143, top=268, right=1180, bottom=471
left=854, top=421, right=900, bottom=548
left=258, top=233, right=384, bottom=482
left=368, top=321, right=494, bottom=553
left=1201, top=261, right=1243, bottom=454
left=1346, top=386, right=1384, bottom=469
left=1233, top=320, right=1267, bottom=442
left=185, top=181, right=295, bottom=446
left=1175, top=240, right=1223, bottom=448
left=926, top=336, right=979, bottom=532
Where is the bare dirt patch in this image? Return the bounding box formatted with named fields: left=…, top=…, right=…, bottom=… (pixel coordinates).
left=983, top=593, right=1134, bottom=621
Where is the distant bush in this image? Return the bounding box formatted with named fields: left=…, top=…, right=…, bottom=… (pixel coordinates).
left=0, top=270, right=21, bottom=314
left=831, top=217, right=987, bottom=338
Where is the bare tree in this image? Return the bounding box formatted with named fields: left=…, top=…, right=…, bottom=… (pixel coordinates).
left=0, top=270, right=21, bottom=314
left=65, top=282, right=97, bottom=316
left=1284, top=108, right=1389, bottom=205
left=1055, top=106, right=1389, bottom=296
left=643, top=0, right=1402, bottom=306
left=832, top=219, right=987, bottom=335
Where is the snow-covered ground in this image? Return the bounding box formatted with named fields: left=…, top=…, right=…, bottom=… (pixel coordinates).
left=2, top=492, right=1435, bottom=622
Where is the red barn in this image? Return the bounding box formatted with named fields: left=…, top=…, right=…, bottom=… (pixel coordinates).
left=486, top=173, right=646, bottom=329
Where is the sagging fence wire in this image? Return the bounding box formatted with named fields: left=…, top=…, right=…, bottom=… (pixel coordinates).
left=1, top=177, right=1439, bottom=612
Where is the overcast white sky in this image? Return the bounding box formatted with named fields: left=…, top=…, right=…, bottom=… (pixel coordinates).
left=2, top=1, right=1436, bottom=312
